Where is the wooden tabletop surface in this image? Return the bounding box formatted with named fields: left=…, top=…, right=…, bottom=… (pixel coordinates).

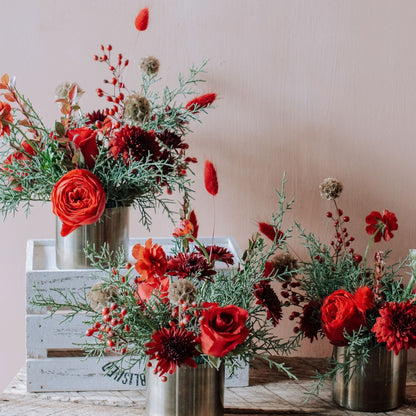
left=1, top=357, right=415, bottom=416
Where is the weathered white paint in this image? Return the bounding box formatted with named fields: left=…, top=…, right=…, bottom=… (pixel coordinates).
left=26, top=237, right=248, bottom=392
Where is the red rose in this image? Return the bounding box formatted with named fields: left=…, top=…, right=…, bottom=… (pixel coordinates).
left=320, top=289, right=367, bottom=346
left=68, top=127, right=99, bottom=169
left=51, top=169, right=106, bottom=237
left=199, top=302, right=249, bottom=357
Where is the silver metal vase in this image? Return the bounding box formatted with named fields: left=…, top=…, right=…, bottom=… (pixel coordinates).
left=145, top=364, right=224, bottom=416
left=55, top=206, right=129, bottom=269
left=332, top=345, right=407, bottom=412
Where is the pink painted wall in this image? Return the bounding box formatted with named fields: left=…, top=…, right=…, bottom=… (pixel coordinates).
left=1, top=0, right=416, bottom=390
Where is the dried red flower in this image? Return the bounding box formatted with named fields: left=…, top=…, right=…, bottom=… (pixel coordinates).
left=167, top=252, right=216, bottom=281
left=133, top=239, right=168, bottom=283
left=299, top=299, right=322, bottom=342
left=145, top=326, right=199, bottom=377
left=372, top=300, right=416, bottom=355
left=188, top=210, right=199, bottom=239
left=258, top=222, right=285, bottom=243
left=253, top=281, right=282, bottom=327
left=196, top=245, right=234, bottom=266
left=204, top=160, right=218, bottom=196
left=365, top=210, right=398, bottom=242
left=135, top=7, right=149, bottom=31
left=185, top=93, right=216, bottom=112
left=0, top=101, right=13, bottom=137
left=109, top=126, right=160, bottom=164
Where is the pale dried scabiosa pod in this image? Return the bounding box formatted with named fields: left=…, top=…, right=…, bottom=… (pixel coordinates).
left=168, top=278, right=197, bottom=305
left=124, top=94, right=151, bottom=123
left=269, top=253, right=298, bottom=277
left=87, top=282, right=117, bottom=312
left=55, top=81, right=84, bottom=101
left=140, top=56, right=160, bottom=74
left=319, top=178, right=343, bottom=200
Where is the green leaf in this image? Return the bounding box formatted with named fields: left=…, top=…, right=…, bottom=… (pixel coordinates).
left=55, top=121, right=65, bottom=137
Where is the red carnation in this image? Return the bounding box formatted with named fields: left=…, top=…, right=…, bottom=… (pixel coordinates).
left=204, top=160, right=218, bottom=196
left=365, top=210, right=398, bottom=242
left=185, top=93, right=216, bottom=112
left=135, top=7, right=149, bottom=31
left=372, top=300, right=416, bottom=355
left=258, top=222, right=285, bottom=243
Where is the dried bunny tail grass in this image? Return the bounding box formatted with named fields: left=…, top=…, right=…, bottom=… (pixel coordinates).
left=319, top=178, right=343, bottom=200
left=140, top=56, right=160, bottom=75
left=168, top=278, right=197, bottom=305
left=87, top=282, right=117, bottom=312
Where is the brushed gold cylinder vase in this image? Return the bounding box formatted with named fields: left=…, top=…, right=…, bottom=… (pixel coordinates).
left=332, top=345, right=407, bottom=412
left=145, top=364, right=224, bottom=416
left=55, top=206, right=129, bottom=269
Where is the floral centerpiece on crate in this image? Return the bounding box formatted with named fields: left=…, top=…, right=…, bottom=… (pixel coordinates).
left=32, top=165, right=299, bottom=412
left=0, top=7, right=215, bottom=238
left=286, top=178, right=415, bottom=411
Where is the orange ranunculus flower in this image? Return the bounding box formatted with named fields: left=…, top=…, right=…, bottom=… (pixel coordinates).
left=173, top=219, right=194, bottom=237
left=0, top=101, right=13, bottom=137
left=67, top=127, right=99, bottom=169
left=132, top=239, right=168, bottom=283
left=51, top=169, right=106, bottom=237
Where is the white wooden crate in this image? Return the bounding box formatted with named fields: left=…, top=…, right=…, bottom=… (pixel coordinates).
left=26, top=237, right=249, bottom=392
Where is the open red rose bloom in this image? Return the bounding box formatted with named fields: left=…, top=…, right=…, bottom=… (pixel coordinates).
left=199, top=302, right=249, bottom=357
left=51, top=168, right=106, bottom=237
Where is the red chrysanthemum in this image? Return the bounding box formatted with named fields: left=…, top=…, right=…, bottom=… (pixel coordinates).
left=109, top=126, right=160, bottom=164
left=145, top=326, right=199, bottom=377
left=157, top=130, right=187, bottom=150
left=365, top=210, right=398, bottom=242
left=195, top=245, right=234, bottom=266
left=132, top=239, right=168, bottom=283
left=167, top=252, right=216, bottom=281
left=0, top=101, right=13, bottom=137
left=185, top=93, right=216, bottom=112
left=85, top=109, right=107, bottom=126
left=253, top=281, right=282, bottom=327
left=299, top=299, right=322, bottom=342
left=204, top=160, right=218, bottom=196
left=372, top=300, right=416, bottom=355
left=135, top=7, right=149, bottom=31
left=258, top=222, right=285, bottom=243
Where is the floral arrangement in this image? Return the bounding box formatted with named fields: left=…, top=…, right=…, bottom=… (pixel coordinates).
left=286, top=177, right=416, bottom=393
left=0, top=7, right=216, bottom=235
left=32, top=166, right=299, bottom=379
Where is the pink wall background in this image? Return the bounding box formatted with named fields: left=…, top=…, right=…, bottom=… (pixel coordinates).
left=1, top=0, right=416, bottom=390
